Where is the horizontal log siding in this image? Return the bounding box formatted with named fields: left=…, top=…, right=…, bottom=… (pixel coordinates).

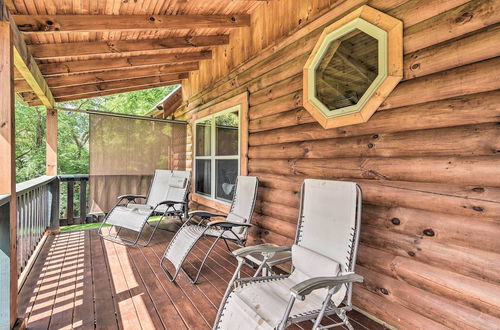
left=176, top=0, right=500, bottom=328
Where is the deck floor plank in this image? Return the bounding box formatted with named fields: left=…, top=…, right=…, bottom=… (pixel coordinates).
left=90, top=230, right=119, bottom=329
left=127, top=242, right=188, bottom=329
left=48, top=232, right=83, bottom=329
left=71, top=230, right=95, bottom=329
left=19, top=228, right=383, bottom=330
left=101, top=237, right=142, bottom=329
left=18, top=234, right=54, bottom=319
left=112, top=238, right=165, bottom=329
left=28, top=233, right=71, bottom=329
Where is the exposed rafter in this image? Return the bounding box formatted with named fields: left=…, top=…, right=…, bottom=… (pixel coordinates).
left=14, top=14, right=250, bottom=32
left=29, top=35, right=229, bottom=58
left=162, top=87, right=183, bottom=118
left=14, top=79, right=32, bottom=92
left=29, top=81, right=180, bottom=106
left=45, top=62, right=198, bottom=88
left=336, top=48, right=377, bottom=82
left=2, top=6, right=54, bottom=107
left=39, top=50, right=211, bottom=76
left=50, top=73, right=188, bottom=97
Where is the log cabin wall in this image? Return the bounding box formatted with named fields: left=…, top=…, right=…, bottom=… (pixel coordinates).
left=172, top=0, right=500, bottom=328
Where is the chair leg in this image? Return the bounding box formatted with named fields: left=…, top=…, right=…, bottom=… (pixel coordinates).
left=182, top=232, right=223, bottom=284
left=136, top=215, right=163, bottom=247
left=100, top=228, right=142, bottom=247
left=114, top=226, right=122, bottom=238
left=100, top=216, right=161, bottom=247
left=160, top=257, right=181, bottom=282
left=222, top=237, right=232, bottom=252
left=337, top=309, right=353, bottom=330
left=312, top=290, right=335, bottom=330
left=278, top=296, right=296, bottom=330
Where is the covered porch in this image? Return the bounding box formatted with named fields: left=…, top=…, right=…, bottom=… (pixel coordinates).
left=1, top=0, right=500, bottom=329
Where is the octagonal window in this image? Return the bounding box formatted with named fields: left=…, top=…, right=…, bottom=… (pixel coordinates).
left=303, top=6, right=403, bottom=129
left=314, top=29, right=379, bottom=111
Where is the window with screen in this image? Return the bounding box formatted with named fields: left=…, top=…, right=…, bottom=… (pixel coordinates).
left=194, top=106, right=240, bottom=202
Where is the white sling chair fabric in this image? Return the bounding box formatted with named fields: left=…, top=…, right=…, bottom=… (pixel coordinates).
left=217, top=179, right=359, bottom=329
left=104, top=169, right=190, bottom=234
left=162, top=176, right=258, bottom=281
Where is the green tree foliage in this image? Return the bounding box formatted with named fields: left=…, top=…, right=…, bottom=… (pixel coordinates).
left=15, top=101, right=46, bottom=182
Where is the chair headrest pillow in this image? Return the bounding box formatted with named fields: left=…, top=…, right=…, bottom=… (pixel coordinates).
left=169, top=176, right=187, bottom=189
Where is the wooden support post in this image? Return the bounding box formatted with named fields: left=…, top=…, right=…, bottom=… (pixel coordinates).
left=46, top=108, right=57, bottom=176
left=79, top=180, right=87, bottom=224
left=47, top=179, right=60, bottom=233
left=0, top=20, right=17, bottom=329
left=66, top=181, right=74, bottom=225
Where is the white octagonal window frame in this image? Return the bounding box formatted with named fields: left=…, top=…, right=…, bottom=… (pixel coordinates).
left=302, top=5, right=403, bottom=129
left=307, top=18, right=388, bottom=118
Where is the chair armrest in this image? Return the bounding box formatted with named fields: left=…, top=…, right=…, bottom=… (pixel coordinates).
left=207, top=220, right=252, bottom=229
left=157, top=200, right=187, bottom=206
left=188, top=211, right=227, bottom=219
left=118, top=194, right=146, bottom=201
left=233, top=243, right=292, bottom=258
left=291, top=273, right=363, bottom=300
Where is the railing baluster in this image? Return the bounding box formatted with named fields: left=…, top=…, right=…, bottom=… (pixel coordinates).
left=80, top=179, right=87, bottom=223
left=27, top=190, right=32, bottom=268
left=16, top=195, right=22, bottom=275
left=48, top=179, right=59, bottom=231
left=67, top=181, right=74, bottom=225
left=15, top=176, right=59, bottom=278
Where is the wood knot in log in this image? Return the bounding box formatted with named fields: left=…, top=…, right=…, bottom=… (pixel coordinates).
left=423, top=229, right=435, bottom=237
left=455, top=11, right=473, bottom=24
left=391, top=218, right=400, bottom=225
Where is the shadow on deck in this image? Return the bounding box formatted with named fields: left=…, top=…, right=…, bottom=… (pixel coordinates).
left=18, top=227, right=385, bottom=329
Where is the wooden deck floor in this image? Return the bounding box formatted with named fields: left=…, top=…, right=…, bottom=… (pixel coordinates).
left=18, top=227, right=385, bottom=330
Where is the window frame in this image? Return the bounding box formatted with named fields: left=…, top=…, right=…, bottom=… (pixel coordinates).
left=302, top=5, right=403, bottom=129
left=194, top=105, right=241, bottom=203
left=191, top=92, right=249, bottom=209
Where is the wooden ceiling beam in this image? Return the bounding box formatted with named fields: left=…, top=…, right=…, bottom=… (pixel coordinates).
left=14, top=14, right=250, bottom=33
left=51, top=73, right=188, bottom=97
left=1, top=6, right=54, bottom=107
left=45, top=62, right=198, bottom=88
left=162, top=87, right=183, bottom=117
left=29, top=81, right=180, bottom=106
left=13, top=67, right=23, bottom=79
left=14, top=79, right=32, bottom=92
left=336, top=48, right=377, bottom=82
left=40, top=50, right=211, bottom=76
left=29, top=35, right=229, bottom=58
left=4, top=0, right=15, bottom=12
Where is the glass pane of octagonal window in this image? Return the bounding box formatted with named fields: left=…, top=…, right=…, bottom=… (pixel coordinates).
left=314, top=29, right=379, bottom=111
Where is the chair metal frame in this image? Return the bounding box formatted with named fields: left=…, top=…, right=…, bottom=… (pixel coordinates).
left=98, top=170, right=190, bottom=247
left=161, top=176, right=259, bottom=284
left=213, top=181, right=363, bottom=330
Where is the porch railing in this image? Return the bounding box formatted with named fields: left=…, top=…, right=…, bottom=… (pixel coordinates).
left=15, top=174, right=97, bottom=280
left=12, top=173, right=144, bottom=283
left=58, top=174, right=91, bottom=225
left=15, top=176, right=59, bottom=279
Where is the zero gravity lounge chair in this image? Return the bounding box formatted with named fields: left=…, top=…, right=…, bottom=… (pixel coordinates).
left=98, top=169, right=190, bottom=246
left=214, top=179, right=363, bottom=330
left=161, top=176, right=259, bottom=284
